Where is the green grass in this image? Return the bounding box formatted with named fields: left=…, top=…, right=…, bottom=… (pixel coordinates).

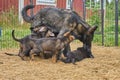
left=0, top=7, right=31, bottom=49
left=93, top=33, right=120, bottom=46
left=87, top=11, right=120, bottom=46
left=0, top=27, right=31, bottom=49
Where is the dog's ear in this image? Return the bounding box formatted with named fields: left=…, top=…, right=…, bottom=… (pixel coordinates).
left=88, top=25, right=98, bottom=34
left=47, top=30, right=55, bottom=37
left=69, top=35, right=75, bottom=41
left=39, top=27, right=47, bottom=32
left=63, top=31, right=71, bottom=37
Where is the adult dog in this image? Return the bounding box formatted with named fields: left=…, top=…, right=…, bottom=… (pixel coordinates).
left=11, top=26, right=54, bottom=60
left=22, top=5, right=98, bottom=58
left=29, top=31, right=75, bottom=63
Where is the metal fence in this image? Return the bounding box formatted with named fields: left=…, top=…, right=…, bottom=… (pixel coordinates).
left=83, top=0, right=119, bottom=46
left=0, top=0, right=119, bottom=50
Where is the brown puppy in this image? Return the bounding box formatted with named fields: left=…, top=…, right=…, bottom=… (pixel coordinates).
left=61, top=47, right=90, bottom=65
left=11, top=26, right=54, bottom=60
left=29, top=31, right=75, bottom=63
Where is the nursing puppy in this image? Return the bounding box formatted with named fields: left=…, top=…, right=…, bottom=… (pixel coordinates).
left=61, top=47, right=90, bottom=65
left=29, top=31, right=75, bottom=63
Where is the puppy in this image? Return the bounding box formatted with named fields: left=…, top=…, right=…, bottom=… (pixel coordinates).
left=11, top=26, right=55, bottom=60
left=61, top=47, right=90, bottom=65
left=29, top=31, right=75, bottom=63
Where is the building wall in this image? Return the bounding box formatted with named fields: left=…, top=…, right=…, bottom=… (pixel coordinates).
left=0, top=0, right=18, bottom=12
left=0, top=0, right=83, bottom=17
left=73, top=0, right=83, bottom=17
left=24, top=0, right=67, bottom=15
left=56, top=0, right=66, bottom=9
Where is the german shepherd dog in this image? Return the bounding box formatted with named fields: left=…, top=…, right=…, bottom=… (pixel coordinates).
left=22, top=5, right=98, bottom=58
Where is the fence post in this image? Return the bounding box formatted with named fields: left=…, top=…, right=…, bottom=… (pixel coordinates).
left=83, top=0, right=86, bottom=21
left=18, top=0, right=24, bottom=24
left=115, top=0, right=119, bottom=46
left=0, top=27, right=1, bottom=37
left=101, top=0, right=104, bottom=46
left=70, top=0, right=73, bottom=10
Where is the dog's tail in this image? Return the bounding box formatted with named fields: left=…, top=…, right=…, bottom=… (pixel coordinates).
left=12, top=30, right=21, bottom=42
left=22, top=5, right=35, bottom=23
left=4, top=52, right=18, bottom=56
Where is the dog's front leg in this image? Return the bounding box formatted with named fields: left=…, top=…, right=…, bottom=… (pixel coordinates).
left=29, top=50, right=35, bottom=61
left=52, top=51, right=58, bottom=63
left=72, top=58, right=77, bottom=65
left=63, top=44, right=71, bottom=57
left=40, top=52, right=45, bottom=59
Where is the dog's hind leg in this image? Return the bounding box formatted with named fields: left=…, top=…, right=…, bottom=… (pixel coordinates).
left=29, top=49, right=35, bottom=61
left=30, top=49, right=40, bottom=61
left=19, top=52, right=28, bottom=61
left=52, top=54, right=57, bottom=63
left=52, top=51, right=58, bottom=63
left=63, top=44, right=71, bottom=57
left=71, top=58, right=77, bottom=65
left=40, top=52, right=45, bottom=59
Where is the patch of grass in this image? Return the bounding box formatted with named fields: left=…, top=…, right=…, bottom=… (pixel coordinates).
left=0, top=28, right=31, bottom=49
left=0, top=7, right=31, bottom=49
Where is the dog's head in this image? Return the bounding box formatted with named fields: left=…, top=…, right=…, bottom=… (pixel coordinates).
left=82, top=25, right=98, bottom=50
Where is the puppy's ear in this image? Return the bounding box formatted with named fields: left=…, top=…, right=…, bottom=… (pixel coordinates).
left=39, top=27, right=47, bottom=32
left=69, top=35, right=75, bottom=41
left=63, top=31, right=71, bottom=37
left=88, top=25, right=98, bottom=34
left=47, top=30, right=55, bottom=37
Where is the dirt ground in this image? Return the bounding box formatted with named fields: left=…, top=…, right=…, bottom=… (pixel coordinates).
left=0, top=42, right=120, bottom=80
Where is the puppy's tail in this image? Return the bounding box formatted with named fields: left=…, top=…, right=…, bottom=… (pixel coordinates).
left=4, top=52, right=18, bottom=56
left=12, top=30, right=22, bottom=42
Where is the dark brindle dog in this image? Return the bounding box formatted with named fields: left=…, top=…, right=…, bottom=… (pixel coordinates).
left=61, top=47, right=90, bottom=65
left=22, top=5, right=98, bottom=58
left=29, top=31, right=75, bottom=63
left=10, top=26, right=54, bottom=60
